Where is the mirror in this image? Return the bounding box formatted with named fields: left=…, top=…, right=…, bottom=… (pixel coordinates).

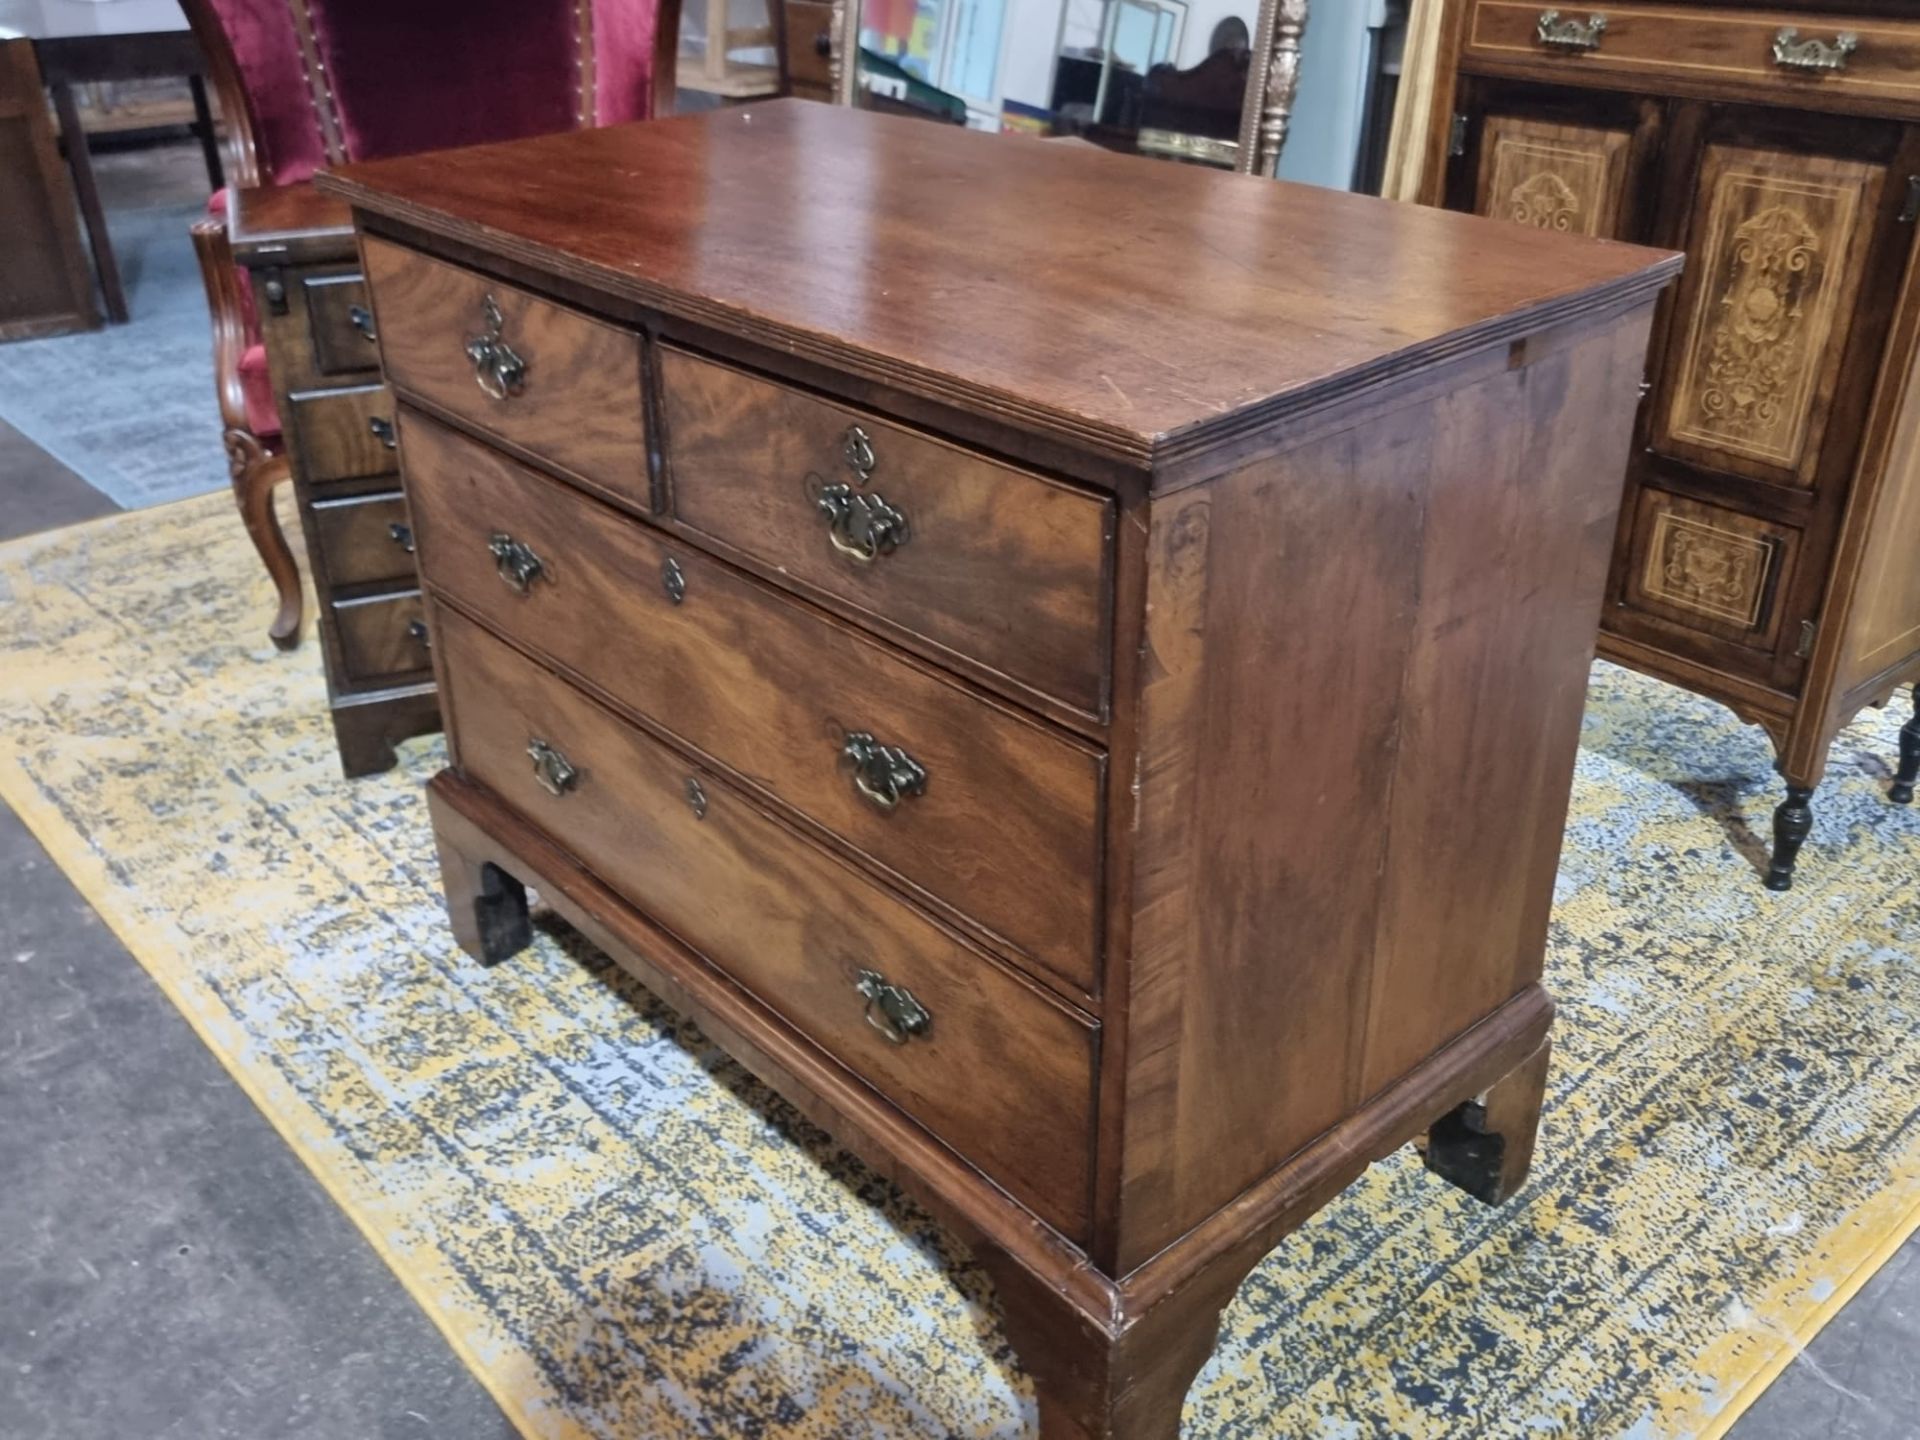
left=825, top=0, right=1310, bottom=176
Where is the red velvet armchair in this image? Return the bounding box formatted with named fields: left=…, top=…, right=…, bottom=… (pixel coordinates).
left=181, top=0, right=681, bottom=649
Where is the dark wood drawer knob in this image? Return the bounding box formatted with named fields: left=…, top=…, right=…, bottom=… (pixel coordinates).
left=854, top=968, right=930, bottom=1045
left=526, top=737, right=580, bottom=797
left=348, top=304, right=378, bottom=342
left=369, top=415, right=398, bottom=450
left=464, top=293, right=527, bottom=400
left=487, top=532, right=547, bottom=594
left=841, top=731, right=927, bottom=811
left=1535, top=10, right=1606, bottom=51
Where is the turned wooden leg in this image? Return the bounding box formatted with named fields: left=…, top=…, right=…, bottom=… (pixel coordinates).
left=1764, top=782, right=1816, bottom=892
left=435, top=828, right=532, bottom=966
left=1891, top=685, right=1920, bottom=806
left=1422, top=1036, right=1551, bottom=1206
left=227, top=433, right=303, bottom=651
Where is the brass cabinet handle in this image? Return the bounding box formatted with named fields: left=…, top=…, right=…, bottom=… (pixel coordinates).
left=1772, top=27, right=1857, bottom=71
left=464, top=294, right=527, bottom=400
left=368, top=415, right=398, bottom=450
left=388, top=521, right=415, bottom=553
left=841, top=731, right=927, bottom=812
left=488, top=532, right=547, bottom=594
left=1535, top=10, right=1606, bottom=50
left=348, top=304, right=377, bottom=341
left=406, top=618, right=430, bottom=649
left=854, top=968, right=930, bottom=1045
left=526, top=737, right=579, bottom=797
left=816, top=484, right=909, bottom=563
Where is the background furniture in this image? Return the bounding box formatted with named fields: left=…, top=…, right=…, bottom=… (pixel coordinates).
left=0, top=37, right=98, bottom=338
left=323, top=102, right=1676, bottom=1438
left=1410, top=0, right=1920, bottom=889
left=182, top=0, right=680, bottom=775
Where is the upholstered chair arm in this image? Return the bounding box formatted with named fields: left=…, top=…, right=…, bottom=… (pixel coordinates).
left=192, top=215, right=252, bottom=436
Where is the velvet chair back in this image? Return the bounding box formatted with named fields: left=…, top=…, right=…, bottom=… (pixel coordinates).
left=183, top=0, right=679, bottom=188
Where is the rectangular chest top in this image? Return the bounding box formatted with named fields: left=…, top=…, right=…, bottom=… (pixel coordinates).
left=317, top=99, right=1680, bottom=472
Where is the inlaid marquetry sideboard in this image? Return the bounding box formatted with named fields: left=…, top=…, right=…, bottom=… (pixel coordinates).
left=229, top=184, right=440, bottom=778
left=319, top=102, right=1679, bottom=1438
left=1416, top=0, right=1920, bottom=888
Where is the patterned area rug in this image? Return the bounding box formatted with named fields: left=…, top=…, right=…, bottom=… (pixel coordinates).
left=3, top=493, right=1919, bottom=1440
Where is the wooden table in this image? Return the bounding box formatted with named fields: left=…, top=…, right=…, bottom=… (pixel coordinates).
left=34, top=28, right=222, bottom=323
left=0, top=37, right=97, bottom=338
left=322, top=101, right=1679, bottom=1438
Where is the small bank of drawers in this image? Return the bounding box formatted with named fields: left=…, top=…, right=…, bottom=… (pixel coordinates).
left=373, top=243, right=1116, bottom=1240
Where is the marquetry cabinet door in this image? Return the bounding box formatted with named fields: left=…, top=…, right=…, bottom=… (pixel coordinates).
left=1616, top=108, right=1920, bottom=688
left=1448, top=81, right=1664, bottom=242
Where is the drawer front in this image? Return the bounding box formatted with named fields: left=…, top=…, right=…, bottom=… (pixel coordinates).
left=405, top=411, right=1103, bottom=995
left=363, top=237, right=649, bottom=507
left=333, top=589, right=431, bottom=683
left=1619, top=488, right=1803, bottom=654
left=288, top=382, right=397, bottom=486
left=310, top=490, right=417, bottom=589
left=662, top=348, right=1112, bottom=717
left=303, top=271, right=380, bottom=376
left=1466, top=4, right=1920, bottom=107
left=784, top=0, right=835, bottom=94
left=438, top=606, right=1097, bottom=1240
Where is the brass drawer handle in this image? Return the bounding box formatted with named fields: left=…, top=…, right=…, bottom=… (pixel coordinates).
left=817, top=484, right=909, bottom=563
left=347, top=304, right=377, bottom=342
left=841, top=731, right=927, bottom=812
left=526, top=737, right=580, bottom=797
left=464, top=294, right=527, bottom=400
left=1772, top=27, right=1857, bottom=72
left=854, top=968, right=930, bottom=1045
left=1535, top=10, right=1606, bottom=50
left=406, top=618, right=430, bottom=649
left=388, top=521, right=415, bottom=554
left=368, top=415, right=398, bottom=450
left=488, top=532, right=547, bottom=594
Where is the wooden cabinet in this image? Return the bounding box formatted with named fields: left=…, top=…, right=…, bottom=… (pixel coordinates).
left=0, top=39, right=98, bottom=339
left=1426, top=0, right=1920, bottom=888
left=230, top=185, right=439, bottom=777
left=322, top=102, right=1676, bottom=1439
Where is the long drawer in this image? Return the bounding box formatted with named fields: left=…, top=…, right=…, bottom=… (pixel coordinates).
left=362, top=237, right=649, bottom=508
left=437, top=605, right=1097, bottom=1240
left=404, top=409, right=1103, bottom=995
left=660, top=347, right=1113, bottom=718
left=1465, top=3, right=1920, bottom=109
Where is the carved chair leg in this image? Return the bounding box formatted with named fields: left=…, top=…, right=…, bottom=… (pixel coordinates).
left=1422, top=1036, right=1551, bottom=1206
left=1764, top=782, right=1817, bottom=892
left=1890, top=685, right=1920, bottom=806
left=228, top=433, right=302, bottom=651
left=435, top=830, right=533, bottom=967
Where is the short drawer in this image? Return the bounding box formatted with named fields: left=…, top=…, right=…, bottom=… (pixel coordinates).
left=1465, top=3, right=1920, bottom=107
left=784, top=0, right=836, bottom=93
left=362, top=237, right=649, bottom=507
left=406, top=410, right=1103, bottom=996
left=437, top=605, right=1097, bottom=1241
left=332, top=589, right=431, bottom=684
left=661, top=347, right=1112, bottom=718
left=310, top=490, right=417, bottom=589
left=302, top=271, right=380, bottom=376
left=287, top=382, right=397, bottom=486
left=1618, top=487, right=1804, bottom=655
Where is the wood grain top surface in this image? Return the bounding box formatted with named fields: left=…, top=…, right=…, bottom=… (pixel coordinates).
left=229, top=182, right=356, bottom=266
left=319, top=100, right=1681, bottom=464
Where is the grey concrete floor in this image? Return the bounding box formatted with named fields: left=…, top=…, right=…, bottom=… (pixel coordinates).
left=1, top=140, right=1917, bottom=1440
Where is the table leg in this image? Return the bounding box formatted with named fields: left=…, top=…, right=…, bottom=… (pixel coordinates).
left=50, top=79, right=128, bottom=324
left=189, top=74, right=223, bottom=190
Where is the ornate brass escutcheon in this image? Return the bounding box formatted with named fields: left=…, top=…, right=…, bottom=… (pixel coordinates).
left=488, top=532, right=547, bottom=594
left=464, top=294, right=527, bottom=400
left=1535, top=10, right=1606, bottom=50
left=684, top=775, right=708, bottom=818
left=816, top=483, right=909, bottom=563
left=1772, top=27, right=1858, bottom=71
left=662, top=556, right=687, bottom=604
left=526, top=737, right=579, bottom=797
left=841, top=731, right=927, bottom=812
left=854, top=968, right=931, bottom=1045
left=368, top=415, right=398, bottom=451
left=842, top=423, right=876, bottom=482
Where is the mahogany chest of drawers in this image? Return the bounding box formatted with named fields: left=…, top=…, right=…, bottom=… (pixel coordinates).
left=229, top=184, right=440, bottom=777
left=1415, top=0, right=1920, bottom=888
left=321, top=102, right=1679, bottom=1438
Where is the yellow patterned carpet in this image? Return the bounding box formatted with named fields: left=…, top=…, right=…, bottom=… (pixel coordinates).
left=4, top=492, right=1920, bottom=1440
